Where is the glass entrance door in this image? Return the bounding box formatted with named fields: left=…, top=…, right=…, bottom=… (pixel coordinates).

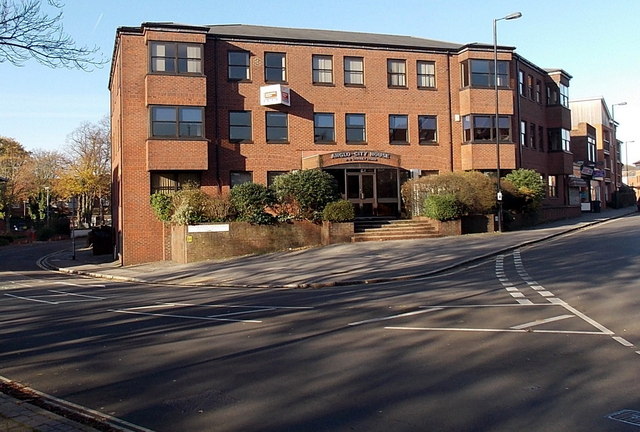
left=347, top=171, right=375, bottom=216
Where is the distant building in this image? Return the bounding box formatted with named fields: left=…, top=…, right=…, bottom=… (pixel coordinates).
left=570, top=97, right=624, bottom=209
left=110, top=23, right=576, bottom=265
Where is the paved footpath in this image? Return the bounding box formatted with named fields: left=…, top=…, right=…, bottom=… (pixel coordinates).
left=4, top=206, right=638, bottom=431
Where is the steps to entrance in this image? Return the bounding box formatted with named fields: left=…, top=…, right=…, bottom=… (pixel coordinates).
left=352, top=218, right=440, bottom=242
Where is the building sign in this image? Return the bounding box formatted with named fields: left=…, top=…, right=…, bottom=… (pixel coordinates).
left=330, top=151, right=392, bottom=162
left=592, top=169, right=605, bottom=181
left=260, top=84, right=291, bottom=106
left=302, top=150, right=401, bottom=169
left=580, top=166, right=594, bottom=176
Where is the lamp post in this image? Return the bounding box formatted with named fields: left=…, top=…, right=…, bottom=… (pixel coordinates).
left=611, top=101, right=627, bottom=123
left=494, top=11, right=522, bottom=232
left=44, top=186, right=50, bottom=228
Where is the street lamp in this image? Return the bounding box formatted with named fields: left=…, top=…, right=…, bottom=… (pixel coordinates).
left=494, top=11, right=522, bottom=232
left=611, top=101, right=627, bottom=123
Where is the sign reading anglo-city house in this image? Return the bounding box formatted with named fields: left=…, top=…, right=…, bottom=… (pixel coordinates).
left=330, top=151, right=392, bottom=162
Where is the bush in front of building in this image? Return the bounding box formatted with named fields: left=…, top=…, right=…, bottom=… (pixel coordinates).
left=271, top=169, right=340, bottom=221
left=229, top=182, right=276, bottom=225
left=402, top=171, right=496, bottom=218
left=322, top=200, right=355, bottom=222
left=422, top=193, right=464, bottom=221
left=610, top=184, right=637, bottom=208
left=150, top=193, right=173, bottom=222
left=502, top=169, right=546, bottom=213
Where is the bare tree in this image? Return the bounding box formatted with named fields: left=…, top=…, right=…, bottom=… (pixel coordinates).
left=59, top=117, right=110, bottom=224
left=0, top=0, right=105, bottom=70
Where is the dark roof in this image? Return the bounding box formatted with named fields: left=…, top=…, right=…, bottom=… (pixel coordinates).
left=140, top=23, right=463, bottom=51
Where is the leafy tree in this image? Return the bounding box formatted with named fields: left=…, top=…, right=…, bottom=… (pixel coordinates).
left=0, top=136, right=31, bottom=231
left=271, top=169, right=339, bottom=220
left=503, top=169, right=546, bottom=213
left=0, top=0, right=104, bottom=70
left=423, top=193, right=463, bottom=221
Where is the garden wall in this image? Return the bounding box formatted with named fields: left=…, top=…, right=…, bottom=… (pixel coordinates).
left=172, top=221, right=357, bottom=264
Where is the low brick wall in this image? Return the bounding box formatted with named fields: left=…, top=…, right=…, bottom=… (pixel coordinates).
left=172, top=221, right=329, bottom=264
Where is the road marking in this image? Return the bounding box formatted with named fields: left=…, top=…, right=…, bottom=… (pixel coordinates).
left=348, top=307, right=443, bottom=326
left=47, top=289, right=106, bottom=300
left=53, top=281, right=106, bottom=288
left=109, top=309, right=263, bottom=323
left=511, top=314, right=575, bottom=330
left=385, top=326, right=608, bottom=336
left=547, top=298, right=615, bottom=335
left=4, top=293, right=58, bottom=304
left=612, top=337, right=634, bottom=347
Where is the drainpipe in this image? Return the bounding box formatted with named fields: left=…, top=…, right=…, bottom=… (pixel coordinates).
left=213, top=37, right=222, bottom=192
left=447, top=53, right=454, bottom=172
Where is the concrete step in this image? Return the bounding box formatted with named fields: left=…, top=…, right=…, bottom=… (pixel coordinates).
left=352, top=218, right=440, bottom=242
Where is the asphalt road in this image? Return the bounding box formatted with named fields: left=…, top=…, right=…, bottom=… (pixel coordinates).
left=1, top=217, right=639, bottom=431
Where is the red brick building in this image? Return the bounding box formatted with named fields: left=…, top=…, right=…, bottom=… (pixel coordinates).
left=110, top=23, right=575, bottom=265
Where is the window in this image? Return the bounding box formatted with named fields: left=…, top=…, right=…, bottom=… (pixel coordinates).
left=267, top=171, right=288, bottom=187
left=150, top=171, right=201, bottom=195
left=548, top=128, right=571, bottom=151
left=150, top=42, right=202, bottom=74
left=417, top=61, right=435, bottom=88
left=535, top=80, right=542, bottom=103
left=344, top=56, right=364, bottom=85
left=346, top=113, right=366, bottom=143
left=518, top=70, right=525, bottom=95
left=559, top=83, right=569, bottom=107
left=418, top=115, right=437, bottom=144
left=265, top=52, right=286, bottom=82
left=527, top=75, right=534, bottom=99
left=389, top=114, right=409, bottom=143
left=463, top=59, right=509, bottom=87
left=230, top=171, right=252, bottom=187
left=228, top=51, right=250, bottom=80
left=587, top=135, right=596, bottom=161
left=463, top=115, right=511, bottom=142
left=547, top=85, right=559, bottom=105
left=538, top=126, right=544, bottom=151
left=266, top=112, right=288, bottom=142
left=151, top=106, right=203, bottom=138
left=387, top=59, right=406, bottom=87
left=312, top=55, right=333, bottom=84
left=314, top=113, right=335, bottom=143
left=547, top=175, right=558, bottom=198
left=520, top=121, right=527, bottom=147
left=229, top=111, right=252, bottom=142
left=529, top=123, right=536, bottom=149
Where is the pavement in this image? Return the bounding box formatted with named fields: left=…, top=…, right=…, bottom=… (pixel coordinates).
left=3, top=205, right=638, bottom=432
left=45, top=206, right=638, bottom=289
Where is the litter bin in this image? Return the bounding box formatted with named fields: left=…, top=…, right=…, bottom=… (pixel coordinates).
left=591, top=200, right=601, bottom=213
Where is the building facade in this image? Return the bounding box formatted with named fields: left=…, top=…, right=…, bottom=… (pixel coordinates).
left=569, top=97, right=623, bottom=210
left=110, top=23, right=575, bottom=265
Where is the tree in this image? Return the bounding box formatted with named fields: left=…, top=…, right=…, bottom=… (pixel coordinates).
left=271, top=169, right=339, bottom=220
left=0, top=0, right=104, bottom=70
left=0, top=136, right=31, bottom=231
left=58, top=117, right=110, bottom=225
left=503, top=169, right=546, bottom=213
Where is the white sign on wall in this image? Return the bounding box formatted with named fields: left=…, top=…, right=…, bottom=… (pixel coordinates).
left=260, top=84, right=291, bottom=106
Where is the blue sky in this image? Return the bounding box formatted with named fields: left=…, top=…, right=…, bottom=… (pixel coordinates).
left=1, top=0, right=639, bottom=162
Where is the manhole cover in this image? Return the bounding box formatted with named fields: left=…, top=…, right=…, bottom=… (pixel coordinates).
left=607, top=410, right=640, bottom=427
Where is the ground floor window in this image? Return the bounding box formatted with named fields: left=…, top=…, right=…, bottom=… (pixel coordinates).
left=150, top=171, right=201, bottom=195
left=267, top=170, right=288, bottom=187
left=230, top=171, right=253, bottom=187
left=547, top=175, right=558, bottom=198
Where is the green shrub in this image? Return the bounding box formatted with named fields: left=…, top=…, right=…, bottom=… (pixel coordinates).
left=322, top=200, right=355, bottom=222
left=422, top=193, right=463, bottom=221
left=271, top=169, right=339, bottom=220
left=171, top=187, right=216, bottom=225
left=229, top=182, right=276, bottom=224
left=504, top=169, right=545, bottom=213
left=150, top=193, right=173, bottom=222
left=402, top=171, right=496, bottom=217
left=36, top=227, right=54, bottom=241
